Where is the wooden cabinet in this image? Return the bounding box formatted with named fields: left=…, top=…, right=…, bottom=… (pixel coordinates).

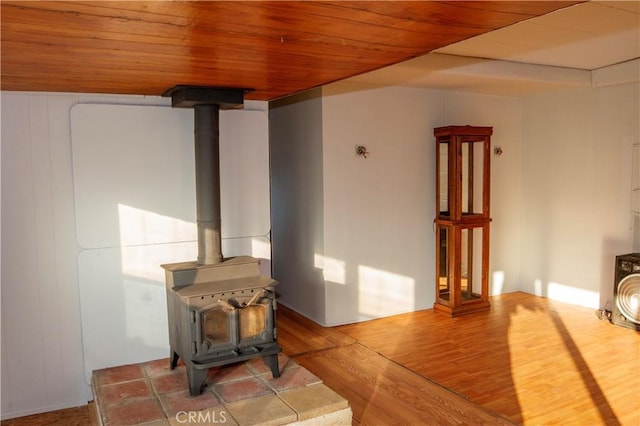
left=434, top=126, right=492, bottom=316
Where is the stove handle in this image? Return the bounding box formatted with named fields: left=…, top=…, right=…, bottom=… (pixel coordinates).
left=217, top=299, right=236, bottom=311
left=245, top=289, right=266, bottom=307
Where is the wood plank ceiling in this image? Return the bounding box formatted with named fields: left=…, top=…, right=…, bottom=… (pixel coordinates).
left=1, top=1, right=582, bottom=101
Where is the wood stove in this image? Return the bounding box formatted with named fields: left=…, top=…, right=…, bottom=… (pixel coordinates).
left=161, top=86, right=281, bottom=396
left=162, top=257, right=280, bottom=396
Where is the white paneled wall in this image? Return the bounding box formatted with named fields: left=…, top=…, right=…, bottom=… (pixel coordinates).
left=632, top=143, right=640, bottom=252
left=0, top=92, right=269, bottom=419
left=2, top=80, right=638, bottom=419
left=271, top=80, right=638, bottom=328
left=321, top=84, right=442, bottom=325
left=272, top=83, right=525, bottom=326
left=1, top=92, right=124, bottom=418
left=520, top=83, right=639, bottom=308
left=71, top=103, right=270, bottom=382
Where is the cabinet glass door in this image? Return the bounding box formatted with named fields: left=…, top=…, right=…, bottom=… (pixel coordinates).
left=438, top=140, right=450, bottom=217
left=461, top=139, right=485, bottom=216
left=460, top=227, right=485, bottom=303
left=437, top=225, right=450, bottom=303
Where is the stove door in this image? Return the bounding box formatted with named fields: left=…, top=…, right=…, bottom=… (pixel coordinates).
left=238, top=299, right=275, bottom=348
left=192, top=291, right=276, bottom=359
left=194, top=304, right=238, bottom=357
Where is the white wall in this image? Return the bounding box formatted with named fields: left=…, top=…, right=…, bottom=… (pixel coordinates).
left=520, top=83, right=639, bottom=309
left=272, top=82, right=525, bottom=325
left=72, top=103, right=271, bottom=383
left=1, top=92, right=270, bottom=419
left=2, top=79, right=636, bottom=418
left=2, top=92, right=92, bottom=420
left=269, top=90, right=327, bottom=324
left=321, top=84, right=440, bottom=324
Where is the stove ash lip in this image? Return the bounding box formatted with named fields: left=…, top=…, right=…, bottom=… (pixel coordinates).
left=161, top=255, right=277, bottom=291
left=161, top=255, right=262, bottom=272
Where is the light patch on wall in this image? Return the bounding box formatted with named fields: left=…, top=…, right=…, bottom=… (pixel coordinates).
left=118, top=203, right=195, bottom=247
left=118, top=242, right=192, bottom=354
left=358, top=265, right=415, bottom=317
left=251, top=237, right=272, bottom=260
left=118, top=204, right=196, bottom=283
left=548, top=282, right=599, bottom=309
left=314, top=254, right=346, bottom=285
left=115, top=204, right=194, bottom=364
left=492, top=270, right=505, bottom=294
left=120, top=245, right=166, bottom=283
left=534, top=279, right=543, bottom=296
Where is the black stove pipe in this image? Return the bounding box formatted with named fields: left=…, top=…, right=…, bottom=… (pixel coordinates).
left=194, top=105, right=223, bottom=265
left=163, top=85, right=247, bottom=265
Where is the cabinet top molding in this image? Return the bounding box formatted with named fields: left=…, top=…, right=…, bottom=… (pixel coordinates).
left=434, top=126, right=493, bottom=137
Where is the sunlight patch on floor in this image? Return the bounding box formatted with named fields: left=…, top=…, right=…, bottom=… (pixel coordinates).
left=507, top=304, right=598, bottom=424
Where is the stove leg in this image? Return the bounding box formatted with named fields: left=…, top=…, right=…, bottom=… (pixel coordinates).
left=263, top=354, right=280, bottom=378
left=170, top=350, right=179, bottom=370
left=187, top=366, right=208, bottom=396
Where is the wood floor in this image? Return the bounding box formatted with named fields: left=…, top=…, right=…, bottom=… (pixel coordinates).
left=278, top=292, right=639, bottom=426
left=0, top=406, right=92, bottom=426
left=3, top=292, right=639, bottom=425
left=343, top=291, right=639, bottom=425
left=278, top=304, right=515, bottom=425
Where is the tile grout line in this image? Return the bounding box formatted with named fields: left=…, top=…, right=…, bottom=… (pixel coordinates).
left=142, top=361, right=172, bottom=421
left=92, top=355, right=349, bottom=426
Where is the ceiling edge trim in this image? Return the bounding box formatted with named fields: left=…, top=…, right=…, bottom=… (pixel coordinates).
left=592, top=59, right=640, bottom=88
left=425, top=54, right=591, bottom=86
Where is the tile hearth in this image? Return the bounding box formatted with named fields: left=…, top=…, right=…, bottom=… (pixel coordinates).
left=92, top=354, right=351, bottom=425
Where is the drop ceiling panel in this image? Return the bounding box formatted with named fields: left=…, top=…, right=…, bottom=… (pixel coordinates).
left=532, top=1, right=638, bottom=33
left=590, top=1, right=640, bottom=15
left=346, top=53, right=592, bottom=96
left=507, top=28, right=638, bottom=70
left=437, top=1, right=640, bottom=70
